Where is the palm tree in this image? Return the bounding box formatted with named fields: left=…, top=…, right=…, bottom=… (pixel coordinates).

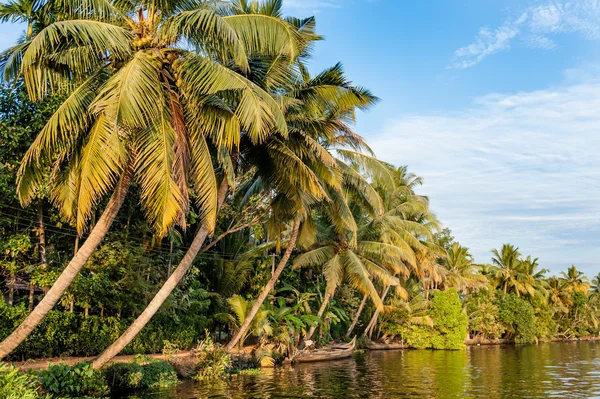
left=442, top=243, right=486, bottom=294
left=91, top=0, right=312, bottom=367
left=225, top=295, right=272, bottom=350
left=547, top=276, right=569, bottom=313
left=345, top=167, right=436, bottom=338
left=0, top=0, right=298, bottom=360
left=560, top=265, right=590, bottom=294
left=223, top=60, right=380, bottom=351
left=488, top=244, right=531, bottom=296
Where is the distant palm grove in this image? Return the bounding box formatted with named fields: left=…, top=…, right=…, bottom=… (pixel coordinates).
left=0, top=0, right=599, bottom=375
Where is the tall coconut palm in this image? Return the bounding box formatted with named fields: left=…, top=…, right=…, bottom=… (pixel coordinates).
left=0, top=0, right=300, bottom=359
left=345, top=167, right=435, bottom=337
left=91, top=0, right=313, bottom=367
left=223, top=60, right=380, bottom=351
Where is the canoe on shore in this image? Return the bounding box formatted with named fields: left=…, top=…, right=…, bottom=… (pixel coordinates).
left=366, top=341, right=408, bottom=350
left=294, top=337, right=356, bottom=363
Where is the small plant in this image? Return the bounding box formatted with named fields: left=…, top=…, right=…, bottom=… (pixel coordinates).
left=162, top=340, right=181, bottom=360
left=38, top=362, right=109, bottom=397
left=103, top=362, right=143, bottom=391
left=0, top=362, right=46, bottom=399
left=139, top=360, right=179, bottom=389
left=190, top=335, right=232, bottom=380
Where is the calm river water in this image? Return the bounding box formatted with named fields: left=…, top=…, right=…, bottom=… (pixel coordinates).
left=117, top=342, right=600, bottom=398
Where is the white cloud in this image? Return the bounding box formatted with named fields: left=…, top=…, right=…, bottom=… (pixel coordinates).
left=525, top=34, right=557, bottom=49
left=451, top=1, right=600, bottom=68
left=368, top=76, right=600, bottom=275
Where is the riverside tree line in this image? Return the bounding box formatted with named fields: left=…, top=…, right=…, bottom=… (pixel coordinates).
left=0, top=0, right=598, bottom=368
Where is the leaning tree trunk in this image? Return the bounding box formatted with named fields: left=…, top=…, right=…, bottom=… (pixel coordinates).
left=224, top=215, right=302, bottom=352
left=363, top=284, right=392, bottom=339
left=0, top=170, right=132, bottom=360
left=93, top=179, right=230, bottom=369
left=346, top=293, right=368, bottom=338
left=305, top=289, right=334, bottom=341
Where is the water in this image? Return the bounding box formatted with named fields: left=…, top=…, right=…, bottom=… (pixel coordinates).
left=117, top=342, right=600, bottom=398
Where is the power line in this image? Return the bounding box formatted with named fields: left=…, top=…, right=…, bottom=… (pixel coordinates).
left=0, top=213, right=261, bottom=261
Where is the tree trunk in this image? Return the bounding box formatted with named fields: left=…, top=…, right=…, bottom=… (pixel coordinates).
left=346, top=294, right=368, bottom=338
left=28, top=284, right=34, bottom=312
left=93, top=179, right=231, bottom=369
left=224, top=215, right=302, bottom=352
left=305, top=289, right=333, bottom=341
left=73, top=236, right=79, bottom=256
left=364, top=284, right=392, bottom=339
left=37, top=199, right=47, bottom=267
left=36, top=198, right=48, bottom=298
left=7, top=272, right=15, bottom=307
left=0, top=170, right=132, bottom=360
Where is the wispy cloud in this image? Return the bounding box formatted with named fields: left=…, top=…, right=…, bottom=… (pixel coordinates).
left=369, top=71, right=600, bottom=274
left=450, top=1, right=600, bottom=69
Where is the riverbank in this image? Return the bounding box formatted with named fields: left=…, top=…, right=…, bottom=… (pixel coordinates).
left=12, top=335, right=600, bottom=371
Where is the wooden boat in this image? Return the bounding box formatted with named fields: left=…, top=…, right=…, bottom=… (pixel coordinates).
left=366, top=341, right=408, bottom=350
left=293, top=337, right=356, bottom=363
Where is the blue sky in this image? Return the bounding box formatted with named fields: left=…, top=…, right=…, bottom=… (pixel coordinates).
left=0, top=0, right=598, bottom=275
left=279, top=0, right=600, bottom=276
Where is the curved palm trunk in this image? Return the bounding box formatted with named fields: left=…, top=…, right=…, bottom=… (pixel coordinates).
left=305, top=290, right=333, bottom=341
left=346, top=293, right=368, bottom=338
left=363, top=284, right=391, bottom=339
left=0, top=170, right=132, bottom=360
left=93, top=179, right=230, bottom=369
left=224, top=215, right=302, bottom=352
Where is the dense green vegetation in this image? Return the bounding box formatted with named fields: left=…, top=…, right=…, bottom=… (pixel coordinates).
left=0, top=3, right=598, bottom=396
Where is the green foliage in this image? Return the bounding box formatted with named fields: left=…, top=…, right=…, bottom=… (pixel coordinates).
left=0, top=299, right=207, bottom=360
left=465, top=289, right=504, bottom=339
left=190, top=335, right=232, bottom=380
left=0, top=362, right=47, bottom=399
left=498, top=292, right=536, bottom=343
left=387, top=289, right=467, bottom=350
left=138, top=360, right=179, bottom=389
left=429, top=289, right=468, bottom=349
left=103, top=362, right=143, bottom=391
left=38, top=362, right=109, bottom=397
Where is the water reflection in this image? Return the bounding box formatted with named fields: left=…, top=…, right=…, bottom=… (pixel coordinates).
left=115, top=342, right=600, bottom=398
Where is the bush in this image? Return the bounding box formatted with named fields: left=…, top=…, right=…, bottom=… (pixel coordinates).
left=0, top=362, right=46, bottom=399
left=191, top=336, right=232, bottom=380
left=38, top=362, right=109, bottom=398
left=429, top=289, right=468, bottom=349
left=498, top=292, right=536, bottom=343
left=103, top=362, right=143, bottom=391
left=139, top=360, right=179, bottom=389
left=0, top=300, right=207, bottom=360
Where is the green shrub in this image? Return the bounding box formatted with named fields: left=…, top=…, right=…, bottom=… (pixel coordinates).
left=38, top=362, right=109, bottom=398
left=191, top=335, right=232, bottom=380
left=429, top=289, right=468, bottom=349
left=0, top=362, right=46, bottom=399
left=139, top=360, right=179, bottom=389
left=0, top=300, right=206, bottom=360
left=103, top=362, right=143, bottom=391
left=498, top=292, right=536, bottom=343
